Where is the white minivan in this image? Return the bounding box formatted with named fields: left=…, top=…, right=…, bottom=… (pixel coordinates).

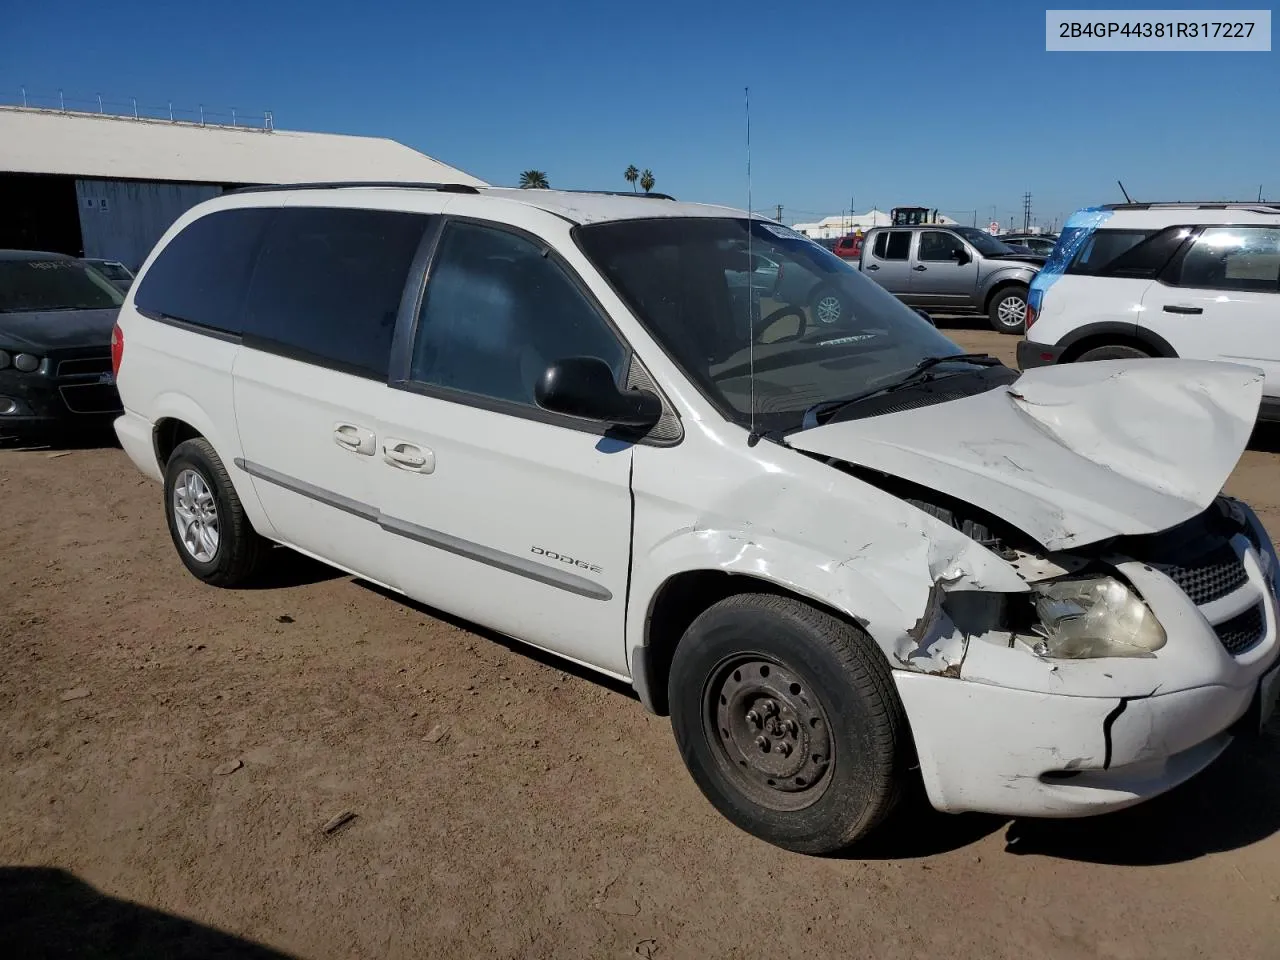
left=113, top=184, right=1280, bottom=854
left=1021, top=202, right=1280, bottom=420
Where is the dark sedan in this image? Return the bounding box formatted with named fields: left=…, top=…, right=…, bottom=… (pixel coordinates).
left=0, top=250, right=124, bottom=439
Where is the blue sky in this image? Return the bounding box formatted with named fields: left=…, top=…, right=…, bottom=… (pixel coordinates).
left=3, top=1, right=1277, bottom=229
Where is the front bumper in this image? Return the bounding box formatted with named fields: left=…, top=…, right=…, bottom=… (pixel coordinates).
left=896, top=526, right=1280, bottom=818
left=0, top=352, right=121, bottom=436
left=1016, top=337, right=1063, bottom=370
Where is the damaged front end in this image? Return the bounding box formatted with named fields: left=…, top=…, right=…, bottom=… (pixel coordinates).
left=828, top=454, right=1275, bottom=686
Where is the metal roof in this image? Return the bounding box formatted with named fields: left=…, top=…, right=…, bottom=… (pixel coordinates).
left=0, top=106, right=486, bottom=187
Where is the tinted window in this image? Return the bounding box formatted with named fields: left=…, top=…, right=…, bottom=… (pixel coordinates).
left=0, top=258, right=123, bottom=313
left=918, top=231, right=965, bottom=261
left=134, top=208, right=270, bottom=333
left=1066, top=229, right=1154, bottom=276
left=1171, top=227, right=1280, bottom=292
left=243, top=207, right=428, bottom=379
left=953, top=227, right=1017, bottom=256
left=578, top=217, right=962, bottom=433
left=873, top=233, right=888, bottom=258
left=884, top=231, right=911, bottom=260
left=410, top=221, right=625, bottom=407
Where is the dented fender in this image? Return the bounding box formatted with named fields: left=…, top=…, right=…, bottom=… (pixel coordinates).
left=627, top=433, right=1029, bottom=679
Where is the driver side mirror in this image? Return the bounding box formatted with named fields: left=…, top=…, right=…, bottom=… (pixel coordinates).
left=952, top=247, right=971, bottom=265
left=535, top=356, right=662, bottom=429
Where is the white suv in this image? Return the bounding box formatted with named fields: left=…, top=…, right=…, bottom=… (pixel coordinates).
left=113, top=183, right=1280, bottom=854
left=1021, top=202, right=1280, bottom=420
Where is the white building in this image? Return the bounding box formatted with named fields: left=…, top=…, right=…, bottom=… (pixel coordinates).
left=792, top=209, right=957, bottom=239
left=0, top=106, right=484, bottom=268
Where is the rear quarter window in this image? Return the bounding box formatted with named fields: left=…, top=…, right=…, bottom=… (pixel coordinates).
left=1065, top=229, right=1155, bottom=276
left=133, top=208, right=271, bottom=334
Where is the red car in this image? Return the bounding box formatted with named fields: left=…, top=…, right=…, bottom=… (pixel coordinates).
left=834, top=234, right=863, bottom=260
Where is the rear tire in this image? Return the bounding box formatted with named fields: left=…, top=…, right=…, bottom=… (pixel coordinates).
left=1075, top=343, right=1152, bottom=362
left=987, top=286, right=1028, bottom=334
left=163, top=437, right=266, bottom=587
left=668, top=593, right=908, bottom=854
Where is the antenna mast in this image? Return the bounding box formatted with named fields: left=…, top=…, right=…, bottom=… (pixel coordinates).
left=745, top=86, right=758, bottom=445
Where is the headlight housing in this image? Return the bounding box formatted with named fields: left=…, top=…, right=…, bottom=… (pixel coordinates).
left=12, top=353, right=41, bottom=372
left=0, top=350, right=10, bottom=369
left=1031, top=576, right=1167, bottom=659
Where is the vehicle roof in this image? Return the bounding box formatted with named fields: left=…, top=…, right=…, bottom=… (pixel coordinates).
left=219, top=182, right=751, bottom=226
left=0, top=249, right=75, bottom=261
left=1085, top=203, right=1280, bottom=228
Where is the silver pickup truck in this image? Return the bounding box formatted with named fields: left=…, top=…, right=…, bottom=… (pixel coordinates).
left=858, top=225, right=1044, bottom=333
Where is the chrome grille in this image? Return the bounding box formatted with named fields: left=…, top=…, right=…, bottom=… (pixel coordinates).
left=1215, top=603, right=1265, bottom=656
left=1157, top=544, right=1248, bottom=605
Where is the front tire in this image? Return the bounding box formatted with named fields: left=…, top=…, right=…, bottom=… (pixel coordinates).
left=668, top=593, right=908, bottom=854
left=163, top=437, right=265, bottom=587
left=987, top=286, right=1028, bottom=334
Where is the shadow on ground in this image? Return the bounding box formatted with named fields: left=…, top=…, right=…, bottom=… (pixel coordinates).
left=846, top=728, right=1280, bottom=864
left=0, top=867, right=296, bottom=959
left=1004, top=728, right=1280, bottom=865
left=355, top=580, right=640, bottom=703
left=0, top=425, right=121, bottom=452
left=242, top=546, right=346, bottom=590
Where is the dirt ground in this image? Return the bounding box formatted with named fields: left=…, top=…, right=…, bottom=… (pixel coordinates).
left=3, top=325, right=1280, bottom=959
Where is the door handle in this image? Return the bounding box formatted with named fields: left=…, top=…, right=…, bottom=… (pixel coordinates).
left=913, top=264, right=928, bottom=271
left=333, top=423, right=376, bottom=456
left=383, top=439, right=435, bottom=474
left=865, top=263, right=879, bottom=271
left=1163, top=305, right=1203, bottom=315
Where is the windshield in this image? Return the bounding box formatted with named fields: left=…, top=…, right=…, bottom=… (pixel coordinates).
left=0, top=259, right=125, bottom=313
left=952, top=227, right=1018, bottom=257
left=576, top=217, right=968, bottom=432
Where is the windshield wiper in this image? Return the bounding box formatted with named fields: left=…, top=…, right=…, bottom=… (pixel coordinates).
left=796, top=353, right=1002, bottom=431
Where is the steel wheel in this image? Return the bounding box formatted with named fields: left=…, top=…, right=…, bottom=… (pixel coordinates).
left=996, top=294, right=1026, bottom=327
left=172, top=468, right=220, bottom=562
left=815, top=294, right=844, bottom=325
left=704, top=654, right=834, bottom=812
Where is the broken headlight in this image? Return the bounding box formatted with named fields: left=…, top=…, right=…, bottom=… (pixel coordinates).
left=1030, top=576, right=1167, bottom=659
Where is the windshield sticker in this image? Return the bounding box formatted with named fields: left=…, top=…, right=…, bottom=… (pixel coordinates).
left=757, top=223, right=810, bottom=243
left=819, top=334, right=877, bottom=347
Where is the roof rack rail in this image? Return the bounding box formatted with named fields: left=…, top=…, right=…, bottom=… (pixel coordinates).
left=228, top=181, right=481, bottom=195
left=560, top=189, right=677, bottom=201
left=1101, top=201, right=1280, bottom=213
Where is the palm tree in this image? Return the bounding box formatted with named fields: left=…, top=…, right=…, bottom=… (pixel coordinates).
left=624, top=165, right=639, bottom=192
left=640, top=169, right=655, bottom=194
left=519, top=170, right=550, bottom=189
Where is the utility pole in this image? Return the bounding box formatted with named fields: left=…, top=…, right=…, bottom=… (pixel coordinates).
left=1022, top=192, right=1032, bottom=233
left=774, top=204, right=783, bottom=223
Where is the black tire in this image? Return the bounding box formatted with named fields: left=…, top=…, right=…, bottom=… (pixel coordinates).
left=163, top=437, right=266, bottom=587
left=809, top=284, right=849, bottom=325
left=1075, top=343, right=1152, bottom=362
left=987, top=285, right=1028, bottom=334
left=668, top=593, right=909, bottom=854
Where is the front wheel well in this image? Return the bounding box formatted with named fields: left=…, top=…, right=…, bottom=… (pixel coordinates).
left=640, top=571, right=880, bottom=715
left=152, top=418, right=203, bottom=471
left=982, top=279, right=1028, bottom=313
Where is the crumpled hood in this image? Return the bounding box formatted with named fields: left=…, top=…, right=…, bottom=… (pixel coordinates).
left=789, top=359, right=1263, bottom=551
left=0, top=308, right=119, bottom=352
